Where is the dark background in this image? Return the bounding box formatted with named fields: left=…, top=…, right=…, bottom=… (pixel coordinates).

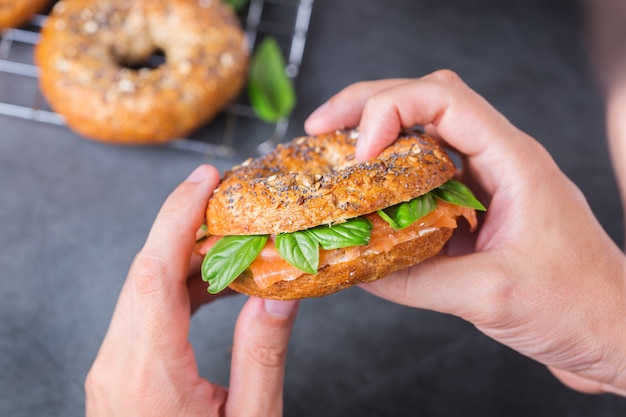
left=2, top=0, right=626, bottom=415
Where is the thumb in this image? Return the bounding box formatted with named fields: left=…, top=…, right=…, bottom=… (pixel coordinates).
left=548, top=367, right=605, bottom=394
left=226, top=297, right=299, bottom=416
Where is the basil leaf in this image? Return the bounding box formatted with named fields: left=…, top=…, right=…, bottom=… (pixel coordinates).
left=202, top=235, right=268, bottom=294
left=434, top=179, right=486, bottom=211
left=379, top=192, right=438, bottom=229
left=275, top=231, right=319, bottom=274
left=224, top=0, right=248, bottom=12
left=195, top=224, right=208, bottom=243
left=376, top=209, right=400, bottom=229
left=248, top=36, right=297, bottom=122
left=307, top=217, right=373, bottom=250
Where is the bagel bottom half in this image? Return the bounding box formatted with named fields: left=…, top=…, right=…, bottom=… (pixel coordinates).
left=228, top=228, right=453, bottom=300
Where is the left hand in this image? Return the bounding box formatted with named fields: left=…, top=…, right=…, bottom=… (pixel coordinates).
left=85, top=165, right=299, bottom=417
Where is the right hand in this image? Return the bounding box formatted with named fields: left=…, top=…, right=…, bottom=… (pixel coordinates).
left=305, top=71, right=626, bottom=396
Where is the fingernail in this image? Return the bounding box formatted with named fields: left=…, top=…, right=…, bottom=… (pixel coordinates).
left=186, top=165, right=210, bottom=183
left=355, top=132, right=370, bottom=161
left=264, top=299, right=298, bottom=318
left=307, top=101, right=329, bottom=121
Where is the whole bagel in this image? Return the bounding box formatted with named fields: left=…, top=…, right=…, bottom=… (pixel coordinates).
left=35, top=0, right=248, bottom=144
left=0, top=0, right=49, bottom=30
left=207, top=129, right=456, bottom=235
left=203, top=129, right=463, bottom=299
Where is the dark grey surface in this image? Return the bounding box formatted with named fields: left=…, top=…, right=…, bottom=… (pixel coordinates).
left=2, top=0, right=626, bottom=415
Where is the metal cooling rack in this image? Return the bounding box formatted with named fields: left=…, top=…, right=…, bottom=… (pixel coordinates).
left=0, top=0, right=314, bottom=157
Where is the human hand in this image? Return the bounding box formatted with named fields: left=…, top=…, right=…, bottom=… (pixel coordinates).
left=606, top=79, right=626, bottom=243
left=305, top=71, right=626, bottom=396
left=85, top=165, right=299, bottom=416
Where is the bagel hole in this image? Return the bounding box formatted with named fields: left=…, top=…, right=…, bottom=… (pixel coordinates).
left=113, top=48, right=166, bottom=71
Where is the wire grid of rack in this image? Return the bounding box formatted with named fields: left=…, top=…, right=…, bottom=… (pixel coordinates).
left=0, top=0, right=314, bottom=157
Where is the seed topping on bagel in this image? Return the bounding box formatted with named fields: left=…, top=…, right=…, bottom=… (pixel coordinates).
left=207, top=129, right=457, bottom=236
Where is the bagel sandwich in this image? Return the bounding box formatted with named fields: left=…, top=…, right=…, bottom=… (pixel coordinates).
left=196, top=129, right=485, bottom=300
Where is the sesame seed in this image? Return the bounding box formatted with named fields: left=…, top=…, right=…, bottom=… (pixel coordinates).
left=220, top=52, right=234, bottom=68
left=301, top=176, right=312, bottom=188
left=118, top=78, right=135, bottom=93
left=178, top=61, right=192, bottom=74
left=53, top=1, right=67, bottom=14
left=55, top=59, right=70, bottom=72
left=83, top=20, right=98, bottom=34
left=54, top=19, right=67, bottom=31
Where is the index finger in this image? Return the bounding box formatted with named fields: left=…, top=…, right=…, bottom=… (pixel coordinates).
left=304, top=78, right=411, bottom=135
left=307, top=71, right=544, bottom=195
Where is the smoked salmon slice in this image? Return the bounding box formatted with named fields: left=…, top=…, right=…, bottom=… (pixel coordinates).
left=197, top=200, right=478, bottom=290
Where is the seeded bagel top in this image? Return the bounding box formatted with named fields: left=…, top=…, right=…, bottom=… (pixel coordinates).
left=206, top=129, right=456, bottom=236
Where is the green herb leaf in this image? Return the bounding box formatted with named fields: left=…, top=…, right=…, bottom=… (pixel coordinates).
left=376, top=209, right=400, bottom=229
left=202, top=235, right=268, bottom=294
left=378, top=192, right=438, bottom=229
left=248, top=36, right=296, bottom=122
left=275, top=230, right=319, bottom=274
left=224, top=0, right=249, bottom=12
left=195, top=224, right=208, bottom=243
left=434, top=179, right=486, bottom=211
left=307, top=217, right=373, bottom=250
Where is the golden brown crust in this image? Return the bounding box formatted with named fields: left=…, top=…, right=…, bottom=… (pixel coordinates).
left=35, top=0, right=248, bottom=144
left=0, top=0, right=49, bottom=29
left=207, top=129, right=456, bottom=235
left=228, top=227, right=453, bottom=300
